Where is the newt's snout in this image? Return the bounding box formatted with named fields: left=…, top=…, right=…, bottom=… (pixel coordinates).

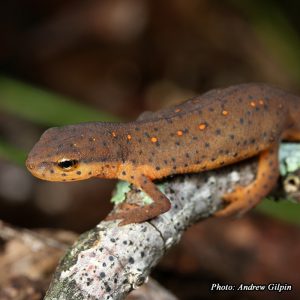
left=25, top=156, right=35, bottom=171
left=25, top=154, right=47, bottom=178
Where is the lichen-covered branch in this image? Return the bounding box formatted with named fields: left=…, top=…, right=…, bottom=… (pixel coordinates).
left=44, top=144, right=300, bottom=300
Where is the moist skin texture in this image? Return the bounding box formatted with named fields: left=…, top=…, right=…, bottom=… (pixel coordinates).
left=26, top=83, right=300, bottom=225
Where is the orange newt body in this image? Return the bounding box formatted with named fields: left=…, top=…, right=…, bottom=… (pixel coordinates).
left=26, top=83, right=300, bottom=224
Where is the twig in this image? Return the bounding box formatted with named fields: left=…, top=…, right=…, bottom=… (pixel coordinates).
left=44, top=143, right=300, bottom=300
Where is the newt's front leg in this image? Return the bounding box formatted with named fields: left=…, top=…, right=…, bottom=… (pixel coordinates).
left=106, top=174, right=171, bottom=225
left=215, top=144, right=279, bottom=217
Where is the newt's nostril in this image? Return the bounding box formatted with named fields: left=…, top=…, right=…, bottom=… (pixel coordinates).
left=26, top=159, right=35, bottom=170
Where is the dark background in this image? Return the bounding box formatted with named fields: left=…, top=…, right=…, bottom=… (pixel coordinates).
left=0, top=1, right=300, bottom=299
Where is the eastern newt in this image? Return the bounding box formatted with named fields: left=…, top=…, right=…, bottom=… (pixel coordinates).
left=26, top=83, right=300, bottom=225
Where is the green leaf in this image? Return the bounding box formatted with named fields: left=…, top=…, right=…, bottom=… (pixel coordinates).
left=0, top=138, right=26, bottom=166
left=257, top=198, right=300, bottom=225
left=0, top=76, right=120, bottom=126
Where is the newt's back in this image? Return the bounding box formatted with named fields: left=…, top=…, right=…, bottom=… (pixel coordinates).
left=124, top=83, right=294, bottom=178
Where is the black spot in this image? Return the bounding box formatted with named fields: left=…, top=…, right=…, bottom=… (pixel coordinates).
left=50, top=170, right=54, bottom=174
left=154, top=127, right=158, bottom=131
left=185, top=153, right=190, bottom=158
left=148, top=158, right=153, bottom=163
left=240, top=118, right=244, bottom=124
left=175, top=141, right=180, bottom=146
left=192, top=136, right=198, bottom=140
left=144, top=132, right=150, bottom=138
left=229, top=134, right=235, bottom=140
left=122, top=171, right=126, bottom=175
left=135, top=127, right=140, bottom=131
left=156, top=166, right=160, bottom=171
left=248, top=95, right=253, bottom=99
left=76, top=171, right=81, bottom=175
left=62, top=173, right=67, bottom=177
left=205, top=142, right=210, bottom=148
left=128, top=257, right=134, bottom=264
left=171, top=157, right=176, bottom=162
left=209, top=107, right=214, bottom=112
left=215, top=129, right=221, bottom=135
left=109, top=256, right=114, bottom=261
left=102, top=142, right=107, bottom=146
left=88, top=171, right=92, bottom=175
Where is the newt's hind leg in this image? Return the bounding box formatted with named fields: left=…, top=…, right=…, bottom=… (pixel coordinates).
left=106, top=174, right=171, bottom=225
left=215, top=144, right=279, bottom=217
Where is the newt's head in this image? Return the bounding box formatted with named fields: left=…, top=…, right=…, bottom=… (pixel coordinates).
left=26, top=123, right=120, bottom=182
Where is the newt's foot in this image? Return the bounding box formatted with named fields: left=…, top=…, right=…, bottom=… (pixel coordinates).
left=105, top=201, right=171, bottom=226
left=214, top=185, right=259, bottom=217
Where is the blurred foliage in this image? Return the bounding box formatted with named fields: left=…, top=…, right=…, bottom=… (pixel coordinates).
left=230, top=0, right=300, bottom=83
left=0, top=77, right=119, bottom=126
left=258, top=199, right=300, bottom=224
left=0, top=138, right=26, bottom=165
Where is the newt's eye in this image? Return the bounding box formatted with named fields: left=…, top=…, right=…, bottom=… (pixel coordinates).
left=57, top=158, right=79, bottom=171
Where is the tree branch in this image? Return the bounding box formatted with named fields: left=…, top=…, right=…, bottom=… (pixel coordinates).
left=44, top=143, right=300, bottom=300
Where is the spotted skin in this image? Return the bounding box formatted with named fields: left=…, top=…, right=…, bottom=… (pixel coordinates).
left=26, top=83, right=300, bottom=225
